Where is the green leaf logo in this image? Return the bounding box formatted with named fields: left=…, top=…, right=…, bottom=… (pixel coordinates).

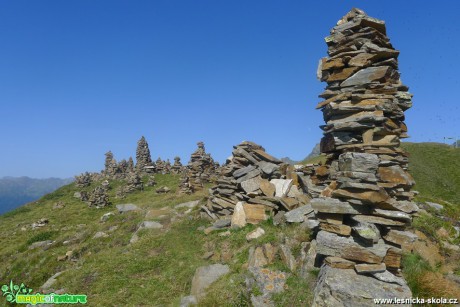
left=1, top=280, right=33, bottom=304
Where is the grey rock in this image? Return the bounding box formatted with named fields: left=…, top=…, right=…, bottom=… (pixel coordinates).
left=313, top=265, right=412, bottom=306
left=311, top=197, right=362, bottom=214
left=425, top=202, right=444, bottom=212
left=258, top=161, right=279, bottom=175
left=233, top=165, right=256, bottom=178
left=352, top=222, right=381, bottom=243
left=100, top=212, right=115, bottom=223
left=340, top=66, right=393, bottom=87
left=93, top=231, right=109, bottom=239
left=236, top=169, right=261, bottom=184
left=116, top=203, right=140, bottom=213
left=246, top=227, right=265, bottom=241
left=213, top=219, right=231, bottom=229
left=29, top=240, right=53, bottom=250
left=270, top=179, right=293, bottom=197
left=140, top=221, right=163, bottom=230
left=373, top=208, right=411, bottom=222
left=175, top=200, right=200, bottom=209
left=316, top=231, right=389, bottom=263
left=190, top=264, right=230, bottom=298
left=240, top=176, right=262, bottom=194
left=338, top=152, right=379, bottom=173
left=280, top=244, right=296, bottom=271
left=371, top=270, right=407, bottom=286
left=180, top=295, right=197, bottom=307
left=302, top=219, right=320, bottom=230
left=285, top=204, right=314, bottom=223
left=40, top=271, right=64, bottom=291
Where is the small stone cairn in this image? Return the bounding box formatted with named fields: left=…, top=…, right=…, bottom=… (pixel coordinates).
left=179, top=142, right=218, bottom=194
left=312, top=8, right=416, bottom=304
left=75, top=172, right=92, bottom=188
left=125, top=172, right=144, bottom=193
left=171, top=156, right=183, bottom=174
left=87, top=186, right=111, bottom=208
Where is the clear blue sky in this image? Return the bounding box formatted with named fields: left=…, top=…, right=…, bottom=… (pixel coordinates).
left=1, top=0, right=459, bottom=178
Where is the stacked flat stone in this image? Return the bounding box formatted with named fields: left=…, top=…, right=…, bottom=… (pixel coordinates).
left=135, top=136, right=155, bottom=174
left=88, top=186, right=111, bottom=208
left=164, top=159, right=171, bottom=174
left=178, top=169, right=194, bottom=194
left=155, top=157, right=165, bottom=174
left=75, top=172, right=92, bottom=188
left=180, top=142, right=218, bottom=193
left=125, top=172, right=144, bottom=193
left=104, top=151, right=120, bottom=178
left=311, top=9, right=416, bottom=303
left=203, top=141, right=312, bottom=219
left=171, top=156, right=183, bottom=174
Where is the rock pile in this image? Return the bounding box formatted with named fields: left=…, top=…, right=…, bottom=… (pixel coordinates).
left=203, top=141, right=312, bottom=220
left=125, top=172, right=144, bottom=192
left=171, top=156, right=183, bottom=174
left=135, top=136, right=155, bottom=174
left=75, top=172, right=92, bottom=188
left=104, top=151, right=120, bottom=178
left=179, top=142, right=218, bottom=194
left=155, top=157, right=165, bottom=174
left=87, top=186, right=111, bottom=208
left=312, top=8, right=415, bottom=304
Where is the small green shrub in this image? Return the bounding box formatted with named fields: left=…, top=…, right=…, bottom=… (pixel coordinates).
left=26, top=231, right=56, bottom=245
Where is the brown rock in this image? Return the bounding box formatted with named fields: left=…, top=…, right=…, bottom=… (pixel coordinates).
left=243, top=203, right=267, bottom=224
left=259, top=179, right=275, bottom=197
left=378, top=166, right=415, bottom=187
left=332, top=188, right=389, bottom=204
left=325, top=256, right=356, bottom=269
left=383, top=247, right=402, bottom=270
left=320, top=223, right=351, bottom=236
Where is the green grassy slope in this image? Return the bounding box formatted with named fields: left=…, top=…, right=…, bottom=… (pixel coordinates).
left=0, top=142, right=458, bottom=305
left=402, top=142, right=460, bottom=205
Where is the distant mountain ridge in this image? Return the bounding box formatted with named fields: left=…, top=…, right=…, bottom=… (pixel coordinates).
left=0, top=176, right=73, bottom=215
left=280, top=143, right=321, bottom=165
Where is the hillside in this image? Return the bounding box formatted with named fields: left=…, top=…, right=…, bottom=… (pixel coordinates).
left=401, top=142, right=460, bottom=204
left=0, top=177, right=74, bottom=215
left=0, top=143, right=459, bottom=305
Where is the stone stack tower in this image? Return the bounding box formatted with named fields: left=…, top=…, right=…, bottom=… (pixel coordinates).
left=135, top=136, right=155, bottom=174
left=312, top=8, right=416, bottom=304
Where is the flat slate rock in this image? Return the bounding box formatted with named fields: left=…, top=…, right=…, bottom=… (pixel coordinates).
left=285, top=204, right=314, bottom=223
left=213, top=219, right=231, bottom=229
left=116, top=203, right=140, bottom=213
left=175, top=200, right=200, bottom=209
left=191, top=264, right=230, bottom=298
left=313, top=265, right=411, bottom=306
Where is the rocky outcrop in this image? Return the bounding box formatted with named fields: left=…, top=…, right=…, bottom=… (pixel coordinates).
left=312, top=8, right=416, bottom=303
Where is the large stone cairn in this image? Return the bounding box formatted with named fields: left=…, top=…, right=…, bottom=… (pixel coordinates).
left=179, top=142, right=218, bottom=194
left=171, top=156, right=183, bottom=174
left=135, top=136, right=155, bottom=174
left=203, top=141, right=312, bottom=219
left=312, top=8, right=416, bottom=303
